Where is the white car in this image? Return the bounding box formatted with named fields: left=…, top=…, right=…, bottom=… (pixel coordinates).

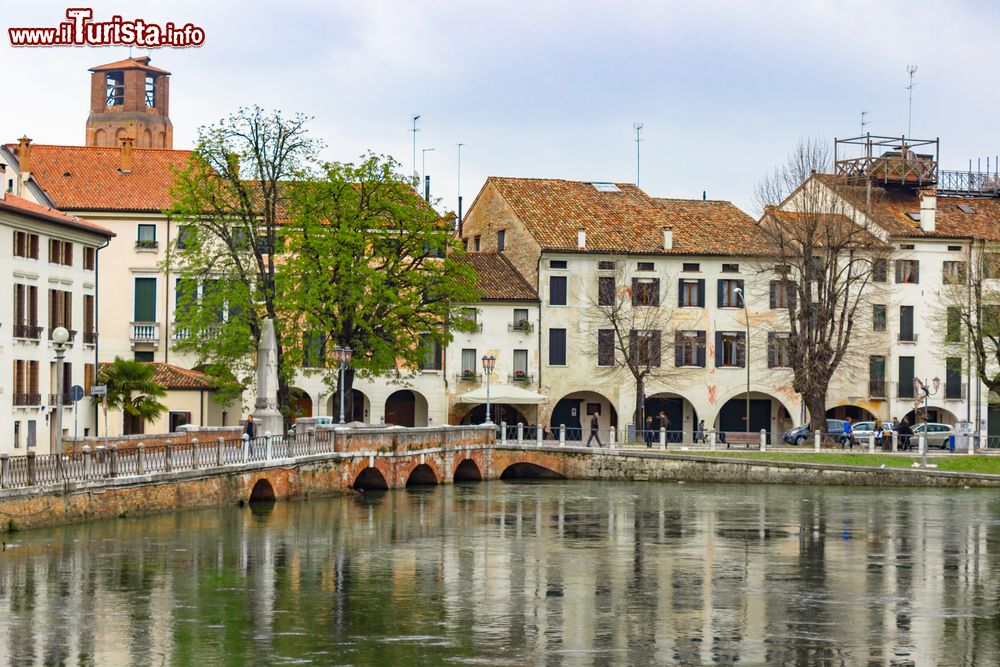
left=912, top=423, right=955, bottom=450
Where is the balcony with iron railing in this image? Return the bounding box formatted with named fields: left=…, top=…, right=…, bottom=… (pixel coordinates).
left=455, top=371, right=482, bottom=383
left=868, top=380, right=888, bottom=399
left=937, top=170, right=1000, bottom=196
left=896, top=382, right=916, bottom=399
left=944, top=383, right=967, bottom=400
left=511, top=371, right=534, bottom=384
left=897, top=332, right=919, bottom=344
left=508, top=321, right=534, bottom=333
left=13, top=393, right=41, bottom=407
left=48, top=392, right=74, bottom=406
left=13, top=324, right=43, bottom=341
left=172, top=324, right=222, bottom=341
left=135, top=239, right=159, bottom=251
left=83, top=330, right=98, bottom=346
left=130, top=322, right=160, bottom=345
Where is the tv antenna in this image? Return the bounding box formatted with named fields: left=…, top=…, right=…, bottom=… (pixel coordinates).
left=411, top=114, right=421, bottom=189
left=905, top=66, right=917, bottom=137
left=633, top=122, right=643, bottom=186
left=860, top=110, right=869, bottom=136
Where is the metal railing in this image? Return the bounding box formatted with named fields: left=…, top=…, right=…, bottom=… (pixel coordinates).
left=48, top=393, right=73, bottom=405
left=510, top=373, right=533, bottom=384
left=868, top=380, right=888, bottom=399
left=135, top=239, right=159, bottom=250
left=13, top=393, right=41, bottom=407
left=13, top=324, right=42, bottom=340
left=944, top=383, right=966, bottom=400
left=455, top=372, right=482, bottom=383
left=938, top=170, right=1000, bottom=196
left=83, top=330, right=98, bottom=345
left=897, top=332, right=918, bottom=343
left=508, top=321, right=534, bottom=333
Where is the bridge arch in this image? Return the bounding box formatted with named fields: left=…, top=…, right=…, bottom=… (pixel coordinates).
left=406, top=463, right=438, bottom=486
left=454, top=458, right=483, bottom=482
left=353, top=466, right=389, bottom=490
left=500, top=462, right=566, bottom=480
left=249, top=478, right=276, bottom=503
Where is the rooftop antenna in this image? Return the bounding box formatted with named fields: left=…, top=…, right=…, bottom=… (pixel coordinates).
left=422, top=147, right=435, bottom=201
left=906, top=66, right=917, bottom=137
left=456, top=142, right=465, bottom=232
left=860, top=110, right=869, bottom=136
left=633, top=122, right=643, bottom=187
left=411, top=115, right=421, bottom=190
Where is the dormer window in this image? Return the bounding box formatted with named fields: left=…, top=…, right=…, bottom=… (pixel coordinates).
left=106, top=71, right=125, bottom=106
left=145, top=75, right=156, bottom=108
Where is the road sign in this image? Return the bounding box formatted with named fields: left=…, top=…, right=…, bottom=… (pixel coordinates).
left=90, top=384, right=107, bottom=397
left=70, top=385, right=85, bottom=402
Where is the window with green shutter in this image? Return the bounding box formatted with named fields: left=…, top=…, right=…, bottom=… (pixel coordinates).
left=134, top=277, right=156, bottom=322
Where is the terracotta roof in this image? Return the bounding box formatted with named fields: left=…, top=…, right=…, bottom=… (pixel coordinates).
left=457, top=251, right=538, bottom=301
left=89, top=56, right=170, bottom=75
left=6, top=143, right=193, bottom=212
left=99, top=362, right=214, bottom=390
left=0, top=192, right=114, bottom=237
left=815, top=174, right=1000, bottom=241
left=487, top=177, right=768, bottom=255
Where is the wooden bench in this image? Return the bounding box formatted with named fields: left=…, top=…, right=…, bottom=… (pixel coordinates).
left=720, top=432, right=760, bottom=449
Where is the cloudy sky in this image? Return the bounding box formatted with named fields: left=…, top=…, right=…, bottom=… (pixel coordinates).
left=4, top=1, right=999, bottom=215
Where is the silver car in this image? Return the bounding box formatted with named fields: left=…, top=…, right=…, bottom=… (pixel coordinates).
left=912, top=422, right=955, bottom=450
left=852, top=421, right=896, bottom=447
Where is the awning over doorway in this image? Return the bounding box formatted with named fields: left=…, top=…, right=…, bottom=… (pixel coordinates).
left=457, top=384, right=548, bottom=405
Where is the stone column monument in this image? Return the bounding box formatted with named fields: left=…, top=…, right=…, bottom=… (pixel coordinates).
left=253, top=318, right=285, bottom=436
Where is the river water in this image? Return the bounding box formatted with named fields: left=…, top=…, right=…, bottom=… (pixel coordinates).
left=0, top=481, right=998, bottom=665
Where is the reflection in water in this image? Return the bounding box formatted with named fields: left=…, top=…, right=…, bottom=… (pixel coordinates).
left=0, top=482, right=998, bottom=665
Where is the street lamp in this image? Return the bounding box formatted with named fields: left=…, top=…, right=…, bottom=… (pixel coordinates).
left=734, top=287, right=751, bottom=433
left=481, top=354, right=496, bottom=424
left=50, top=326, right=70, bottom=456
left=913, top=376, right=940, bottom=466
left=332, top=345, right=353, bottom=425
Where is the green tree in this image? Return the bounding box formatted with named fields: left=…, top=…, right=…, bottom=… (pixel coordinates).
left=165, top=106, right=321, bottom=414
left=280, top=154, right=480, bottom=420
left=93, top=358, right=168, bottom=435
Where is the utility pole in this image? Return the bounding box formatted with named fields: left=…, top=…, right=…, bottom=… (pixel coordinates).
left=906, top=66, right=917, bottom=137
left=422, top=147, right=435, bottom=202
left=633, top=122, right=643, bottom=186
left=456, top=143, right=465, bottom=231
left=411, top=114, right=421, bottom=189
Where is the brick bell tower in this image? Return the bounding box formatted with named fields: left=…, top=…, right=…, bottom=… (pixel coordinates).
left=85, top=56, right=173, bottom=149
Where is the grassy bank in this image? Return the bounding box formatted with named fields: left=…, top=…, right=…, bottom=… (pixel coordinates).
left=694, top=452, right=1000, bottom=475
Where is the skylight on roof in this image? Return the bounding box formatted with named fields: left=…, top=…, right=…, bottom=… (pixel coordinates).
left=591, top=182, right=620, bottom=193
left=958, top=204, right=975, bottom=214
left=906, top=212, right=921, bottom=222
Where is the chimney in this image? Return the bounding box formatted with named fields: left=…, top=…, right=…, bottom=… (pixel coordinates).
left=920, top=189, right=936, bottom=232
left=119, top=135, right=134, bottom=173
left=16, top=136, right=31, bottom=196
left=663, top=227, right=673, bottom=251
left=577, top=228, right=586, bottom=248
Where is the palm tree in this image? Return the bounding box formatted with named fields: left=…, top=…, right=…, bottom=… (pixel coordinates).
left=94, top=358, right=168, bottom=435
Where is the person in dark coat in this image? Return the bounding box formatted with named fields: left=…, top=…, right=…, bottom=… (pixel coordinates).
left=658, top=411, right=670, bottom=445
left=644, top=415, right=655, bottom=448
left=898, top=417, right=913, bottom=451
left=244, top=414, right=255, bottom=439
left=586, top=413, right=602, bottom=448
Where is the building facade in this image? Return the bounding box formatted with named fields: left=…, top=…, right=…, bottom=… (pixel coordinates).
left=0, top=192, right=114, bottom=453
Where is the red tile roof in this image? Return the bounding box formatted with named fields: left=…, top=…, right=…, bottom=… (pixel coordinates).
left=89, top=56, right=170, bottom=75
left=487, top=177, right=768, bottom=255
left=457, top=251, right=538, bottom=301
left=815, top=174, right=1000, bottom=241
left=7, top=143, right=193, bottom=212
left=0, top=192, right=114, bottom=237
left=99, top=362, right=214, bottom=390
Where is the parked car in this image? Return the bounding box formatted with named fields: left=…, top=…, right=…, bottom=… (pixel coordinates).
left=783, top=419, right=854, bottom=446
left=852, top=421, right=896, bottom=447
left=912, top=422, right=955, bottom=450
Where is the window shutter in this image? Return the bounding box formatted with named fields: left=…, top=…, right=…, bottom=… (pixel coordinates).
left=30, top=234, right=38, bottom=259
left=14, top=285, right=23, bottom=325
left=64, top=243, right=73, bottom=266
left=64, top=291, right=72, bottom=329
left=767, top=333, right=776, bottom=368
left=769, top=281, right=777, bottom=309
left=629, top=330, right=638, bottom=364
left=717, top=280, right=724, bottom=308
left=48, top=289, right=55, bottom=330
left=651, top=331, right=662, bottom=367
left=677, top=279, right=685, bottom=307
left=28, top=286, right=37, bottom=327
left=630, top=278, right=639, bottom=306
left=697, top=279, right=705, bottom=307
left=697, top=332, right=706, bottom=367
left=715, top=331, right=723, bottom=367
left=675, top=331, right=684, bottom=366
left=894, top=261, right=902, bottom=283
left=913, top=261, right=920, bottom=284
left=737, top=332, right=746, bottom=367
left=651, top=279, right=661, bottom=307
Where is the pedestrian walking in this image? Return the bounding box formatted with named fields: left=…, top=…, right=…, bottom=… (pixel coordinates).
left=244, top=414, right=256, bottom=456
left=695, top=419, right=705, bottom=444
left=658, top=410, right=670, bottom=444
left=874, top=418, right=884, bottom=449
left=586, top=413, right=603, bottom=448
left=898, top=417, right=913, bottom=451
left=644, top=415, right=655, bottom=448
